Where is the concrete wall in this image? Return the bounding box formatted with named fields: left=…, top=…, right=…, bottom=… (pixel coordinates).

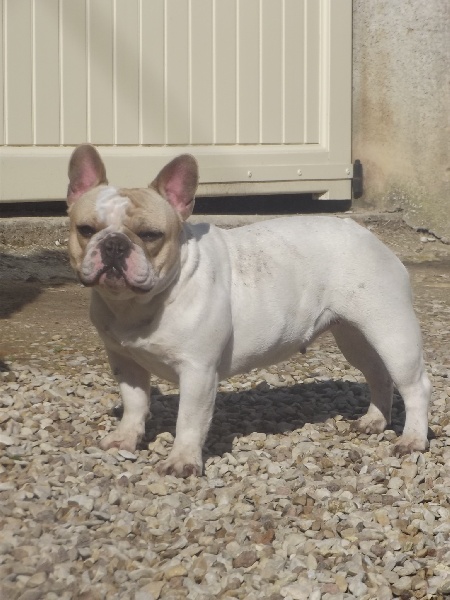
left=352, top=0, right=450, bottom=241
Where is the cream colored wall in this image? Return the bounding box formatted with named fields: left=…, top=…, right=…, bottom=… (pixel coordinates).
left=353, top=0, right=450, bottom=241
left=0, top=0, right=352, bottom=201
left=2, top=0, right=325, bottom=146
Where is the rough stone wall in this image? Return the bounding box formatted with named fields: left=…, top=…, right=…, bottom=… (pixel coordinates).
left=352, top=0, right=450, bottom=241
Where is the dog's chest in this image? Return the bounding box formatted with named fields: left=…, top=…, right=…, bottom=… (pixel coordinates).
left=94, top=304, right=181, bottom=382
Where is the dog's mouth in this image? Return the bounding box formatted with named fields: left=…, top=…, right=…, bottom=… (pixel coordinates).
left=100, top=265, right=125, bottom=285
left=79, top=264, right=122, bottom=286
left=79, top=264, right=151, bottom=294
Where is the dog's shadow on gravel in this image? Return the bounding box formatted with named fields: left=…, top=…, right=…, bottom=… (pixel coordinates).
left=134, top=380, right=408, bottom=458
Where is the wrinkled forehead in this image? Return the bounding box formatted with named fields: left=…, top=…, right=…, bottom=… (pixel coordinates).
left=95, top=186, right=129, bottom=226
left=69, top=185, right=181, bottom=230
left=72, top=185, right=180, bottom=230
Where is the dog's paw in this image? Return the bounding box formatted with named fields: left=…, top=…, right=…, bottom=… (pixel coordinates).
left=393, top=434, right=428, bottom=457
left=351, top=414, right=387, bottom=435
left=99, top=428, right=140, bottom=453
left=156, top=452, right=203, bottom=478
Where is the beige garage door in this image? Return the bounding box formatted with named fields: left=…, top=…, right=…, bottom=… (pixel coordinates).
left=0, top=0, right=352, bottom=202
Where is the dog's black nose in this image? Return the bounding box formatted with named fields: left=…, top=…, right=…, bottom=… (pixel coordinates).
left=101, top=233, right=131, bottom=266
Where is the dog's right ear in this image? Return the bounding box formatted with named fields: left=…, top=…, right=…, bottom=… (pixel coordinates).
left=67, top=144, right=108, bottom=206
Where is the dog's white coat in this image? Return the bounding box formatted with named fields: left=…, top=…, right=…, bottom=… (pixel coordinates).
left=68, top=148, right=432, bottom=477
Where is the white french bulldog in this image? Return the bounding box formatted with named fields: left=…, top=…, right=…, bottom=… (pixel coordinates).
left=67, top=144, right=431, bottom=477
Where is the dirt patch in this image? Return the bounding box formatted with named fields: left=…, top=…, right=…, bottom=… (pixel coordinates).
left=0, top=246, right=97, bottom=369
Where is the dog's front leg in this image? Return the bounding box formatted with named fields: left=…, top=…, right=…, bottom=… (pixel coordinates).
left=99, top=350, right=150, bottom=453
left=157, top=367, right=218, bottom=477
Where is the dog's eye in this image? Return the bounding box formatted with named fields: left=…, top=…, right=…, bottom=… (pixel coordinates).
left=137, top=230, right=164, bottom=242
left=77, top=225, right=97, bottom=239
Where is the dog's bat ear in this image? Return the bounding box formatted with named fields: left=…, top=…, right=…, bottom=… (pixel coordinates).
left=67, top=144, right=108, bottom=206
left=150, top=154, right=199, bottom=220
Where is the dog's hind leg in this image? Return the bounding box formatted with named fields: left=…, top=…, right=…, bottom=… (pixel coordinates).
left=331, top=321, right=393, bottom=434
left=331, top=316, right=431, bottom=454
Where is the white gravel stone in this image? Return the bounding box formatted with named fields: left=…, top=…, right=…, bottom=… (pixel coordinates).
left=67, top=494, right=95, bottom=512
left=118, top=449, right=138, bottom=461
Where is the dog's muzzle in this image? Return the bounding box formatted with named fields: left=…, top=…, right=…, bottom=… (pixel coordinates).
left=79, top=230, right=158, bottom=293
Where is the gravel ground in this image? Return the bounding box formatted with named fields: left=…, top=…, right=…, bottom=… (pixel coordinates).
left=0, top=217, right=450, bottom=600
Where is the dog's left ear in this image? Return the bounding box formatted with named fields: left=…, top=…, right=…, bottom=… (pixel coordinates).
left=67, top=144, right=108, bottom=206
left=150, top=154, right=199, bottom=220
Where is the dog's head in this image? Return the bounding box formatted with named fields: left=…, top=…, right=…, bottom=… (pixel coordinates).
left=66, top=145, right=198, bottom=297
